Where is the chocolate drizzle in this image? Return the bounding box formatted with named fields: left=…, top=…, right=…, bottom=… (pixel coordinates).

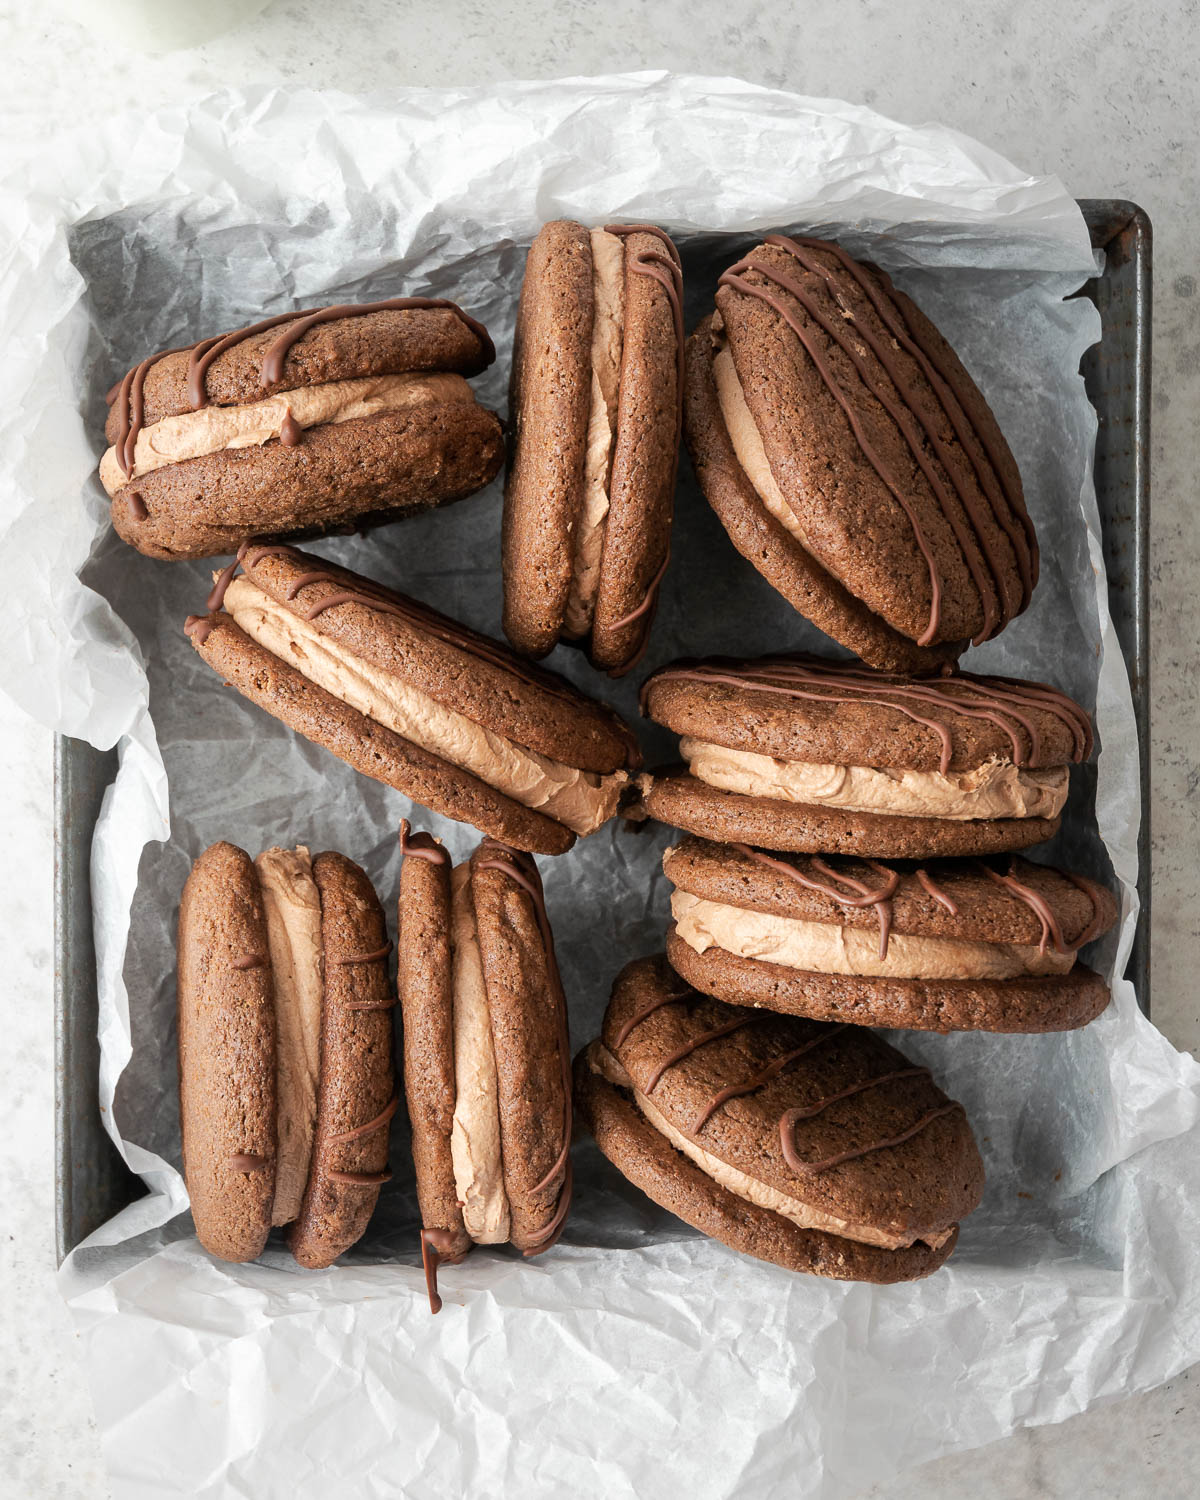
left=327, top=1095, right=400, bottom=1145
left=781, top=1096, right=963, bottom=1176
left=644, top=1013, right=756, bottom=1093
left=231, top=952, right=268, bottom=971
left=731, top=842, right=899, bottom=959
left=916, top=869, right=959, bottom=915
left=978, top=859, right=1109, bottom=956
left=719, top=236, right=1034, bottom=645
left=183, top=613, right=216, bottom=645
left=327, top=1167, right=393, bottom=1186
left=109, top=297, right=493, bottom=481
left=279, top=410, right=303, bottom=447
left=643, top=654, right=1092, bottom=774
left=600, top=224, right=685, bottom=666
left=474, top=839, right=573, bottom=1253
left=335, top=940, right=394, bottom=966
left=420, top=1226, right=467, bottom=1315
left=398, top=818, right=452, bottom=866
left=612, top=984, right=693, bottom=1048
left=227, top=1152, right=269, bottom=1174
left=690, top=1023, right=850, bottom=1133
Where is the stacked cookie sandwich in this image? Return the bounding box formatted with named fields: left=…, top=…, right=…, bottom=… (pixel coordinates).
left=396, top=824, right=573, bottom=1312
left=186, top=543, right=640, bottom=855
left=178, top=840, right=395, bottom=1267
left=102, top=296, right=502, bottom=559
left=504, top=221, right=684, bottom=674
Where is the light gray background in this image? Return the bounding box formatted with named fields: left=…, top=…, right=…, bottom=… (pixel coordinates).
left=1, top=2, right=1196, bottom=1495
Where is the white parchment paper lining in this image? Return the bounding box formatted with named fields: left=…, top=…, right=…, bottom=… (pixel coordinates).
left=2, top=74, right=1198, bottom=1500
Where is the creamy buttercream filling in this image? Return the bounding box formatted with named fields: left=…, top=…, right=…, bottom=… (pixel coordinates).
left=224, top=577, right=626, bottom=836
left=256, top=845, right=324, bottom=1227
left=100, top=372, right=474, bottom=495
left=671, top=890, right=1075, bottom=980
left=679, top=737, right=1070, bottom=822
left=449, top=865, right=511, bottom=1244
left=563, top=227, right=627, bottom=638
left=591, top=1043, right=949, bottom=1251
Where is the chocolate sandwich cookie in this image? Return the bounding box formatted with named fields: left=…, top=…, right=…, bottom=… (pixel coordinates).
left=503, top=221, right=683, bottom=674
left=640, top=654, right=1091, bottom=858
left=101, top=297, right=503, bottom=559
left=661, top=836, right=1117, bottom=1033
left=185, top=544, right=641, bottom=856
left=396, top=824, right=572, bottom=1312
left=575, top=956, right=982, bottom=1281
left=177, top=840, right=395, bottom=1268
left=685, top=236, right=1036, bottom=672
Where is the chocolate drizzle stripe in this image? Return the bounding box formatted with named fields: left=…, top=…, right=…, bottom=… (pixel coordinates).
left=766, top=235, right=1034, bottom=628
left=720, top=257, right=945, bottom=645
left=183, top=613, right=216, bottom=645
left=644, top=1015, right=756, bottom=1094
left=327, top=1095, right=400, bottom=1145
left=916, top=869, right=959, bottom=915
left=398, top=818, right=452, bottom=866
left=520, top=1156, right=574, bottom=1257
left=978, top=860, right=1106, bottom=957
left=420, top=1227, right=467, bottom=1315
left=111, top=298, right=492, bottom=483
left=690, top=1023, right=850, bottom=1133
left=643, top=656, right=1091, bottom=772
left=227, top=1152, right=269, bottom=1174
left=335, top=940, right=394, bottom=966
left=231, top=952, right=268, bottom=971
left=781, top=1100, right=963, bottom=1176
left=767, top=236, right=1037, bottom=602
left=280, top=410, right=303, bottom=447
left=600, top=225, right=685, bottom=664
left=327, top=1167, right=393, bottom=1186
left=612, top=985, right=694, bottom=1049
left=732, top=843, right=899, bottom=959
left=747, top=247, right=1005, bottom=644
left=474, top=840, right=573, bottom=1238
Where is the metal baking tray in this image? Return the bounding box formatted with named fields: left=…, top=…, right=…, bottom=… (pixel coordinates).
left=52, top=200, right=1153, bottom=1263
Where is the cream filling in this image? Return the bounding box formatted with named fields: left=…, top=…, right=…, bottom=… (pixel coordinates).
left=449, top=865, right=510, bottom=1244
left=563, top=228, right=627, bottom=638
left=591, top=1044, right=948, bottom=1251
left=224, top=577, right=626, bottom=836
left=671, top=890, right=1075, bottom=980
left=100, top=372, right=473, bottom=495
left=712, top=343, right=818, bottom=551
left=256, top=845, right=324, bottom=1227
left=680, top=738, right=1070, bottom=822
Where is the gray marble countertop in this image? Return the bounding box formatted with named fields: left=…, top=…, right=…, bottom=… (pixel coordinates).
left=3, top=1, right=1197, bottom=1495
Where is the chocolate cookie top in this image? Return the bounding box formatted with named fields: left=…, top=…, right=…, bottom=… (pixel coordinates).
left=713, top=237, right=1034, bottom=649
left=469, top=838, right=572, bottom=1256
left=602, top=956, right=983, bottom=1237
left=288, top=851, right=396, bottom=1270
left=642, top=655, right=1092, bottom=773
left=105, top=297, right=495, bottom=466
left=177, top=841, right=277, bottom=1263
left=211, top=543, right=640, bottom=776
left=663, top=836, right=1117, bottom=952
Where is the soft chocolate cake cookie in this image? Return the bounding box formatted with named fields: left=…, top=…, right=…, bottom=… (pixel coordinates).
left=102, top=297, right=503, bottom=559
left=639, top=654, right=1091, bottom=858
left=503, top=221, right=683, bottom=674
left=575, top=955, right=983, bottom=1281
left=661, top=836, right=1117, bottom=1033
left=185, top=543, right=641, bottom=855
left=177, top=840, right=395, bottom=1268
left=685, top=236, right=1036, bottom=672
left=396, top=824, right=573, bottom=1311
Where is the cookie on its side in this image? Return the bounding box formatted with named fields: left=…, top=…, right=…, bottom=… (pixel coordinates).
left=662, top=836, right=1117, bottom=1033
left=503, top=220, right=683, bottom=674
left=102, top=297, right=502, bottom=560
left=640, top=654, right=1092, bottom=858
left=686, top=236, right=1037, bottom=672
left=185, top=543, right=642, bottom=856
left=396, top=824, right=572, bottom=1312
left=177, top=841, right=395, bottom=1268
left=575, top=956, right=983, bottom=1281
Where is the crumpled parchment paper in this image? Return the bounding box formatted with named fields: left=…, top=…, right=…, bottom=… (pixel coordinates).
left=3, top=73, right=1198, bottom=1500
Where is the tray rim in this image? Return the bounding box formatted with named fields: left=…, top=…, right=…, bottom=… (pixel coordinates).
left=51, top=198, right=1153, bottom=1264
